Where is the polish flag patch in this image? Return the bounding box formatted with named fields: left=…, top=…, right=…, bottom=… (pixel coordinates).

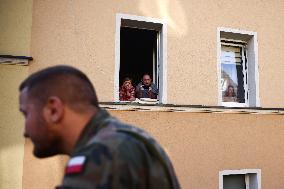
left=65, top=156, right=86, bottom=174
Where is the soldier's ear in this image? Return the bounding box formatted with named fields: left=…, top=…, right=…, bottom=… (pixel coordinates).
left=43, top=96, right=64, bottom=124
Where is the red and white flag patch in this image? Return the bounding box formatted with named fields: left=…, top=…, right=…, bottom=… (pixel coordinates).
left=65, top=156, right=86, bottom=174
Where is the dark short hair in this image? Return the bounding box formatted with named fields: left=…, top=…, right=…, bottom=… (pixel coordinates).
left=19, top=65, right=99, bottom=111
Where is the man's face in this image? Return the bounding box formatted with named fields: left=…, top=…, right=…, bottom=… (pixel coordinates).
left=19, top=88, right=60, bottom=158
left=142, top=75, right=151, bottom=87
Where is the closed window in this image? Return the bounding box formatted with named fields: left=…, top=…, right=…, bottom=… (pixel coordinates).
left=219, top=169, right=261, bottom=189
left=218, top=28, right=259, bottom=107
left=221, top=40, right=248, bottom=104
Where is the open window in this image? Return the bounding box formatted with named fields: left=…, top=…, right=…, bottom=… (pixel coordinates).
left=217, top=28, right=259, bottom=107
left=120, top=27, right=158, bottom=90
left=115, top=14, right=167, bottom=103
left=219, top=169, right=261, bottom=189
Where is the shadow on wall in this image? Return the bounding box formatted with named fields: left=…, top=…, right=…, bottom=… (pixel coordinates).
left=138, top=0, right=188, bottom=37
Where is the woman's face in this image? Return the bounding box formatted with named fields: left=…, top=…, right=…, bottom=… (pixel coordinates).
left=228, top=86, right=234, bottom=96
left=123, top=80, right=132, bottom=88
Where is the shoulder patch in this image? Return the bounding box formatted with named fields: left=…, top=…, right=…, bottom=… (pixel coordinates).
left=65, top=156, right=86, bottom=174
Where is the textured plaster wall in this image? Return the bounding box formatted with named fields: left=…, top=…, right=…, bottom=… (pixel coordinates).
left=13, top=0, right=284, bottom=188
left=112, top=111, right=284, bottom=189
left=0, top=65, right=28, bottom=189
left=22, top=110, right=284, bottom=189
left=29, top=0, right=284, bottom=107
left=0, top=0, right=33, bottom=55
left=0, top=0, right=32, bottom=188
left=22, top=140, right=68, bottom=189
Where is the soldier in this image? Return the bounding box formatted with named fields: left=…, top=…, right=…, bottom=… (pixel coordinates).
left=19, top=65, right=180, bottom=189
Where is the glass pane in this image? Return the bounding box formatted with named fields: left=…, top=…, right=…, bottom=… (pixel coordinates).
left=223, top=175, right=246, bottom=189
left=221, top=45, right=245, bottom=103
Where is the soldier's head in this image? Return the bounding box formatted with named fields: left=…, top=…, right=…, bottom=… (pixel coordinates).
left=19, top=65, right=99, bottom=158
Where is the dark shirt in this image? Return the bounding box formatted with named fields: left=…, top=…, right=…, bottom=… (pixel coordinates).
left=136, top=82, right=158, bottom=99
left=56, top=109, right=180, bottom=189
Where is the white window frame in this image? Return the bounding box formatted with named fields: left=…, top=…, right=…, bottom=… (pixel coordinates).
left=219, top=169, right=261, bottom=189
left=114, top=13, right=167, bottom=103
left=217, top=27, right=260, bottom=107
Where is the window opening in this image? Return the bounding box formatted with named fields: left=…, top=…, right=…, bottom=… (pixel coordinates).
left=115, top=14, right=166, bottom=103
left=119, top=27, right=159, bottom=89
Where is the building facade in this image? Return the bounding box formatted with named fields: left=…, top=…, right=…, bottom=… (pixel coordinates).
left=1, top=0, right=284, bottom=188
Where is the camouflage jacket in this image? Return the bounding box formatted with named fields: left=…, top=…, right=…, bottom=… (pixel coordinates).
left=56, top=109, right=180, bottom=189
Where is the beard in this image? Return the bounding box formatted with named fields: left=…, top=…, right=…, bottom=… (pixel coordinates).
left=32, top=116, right=62, bottom=158
left=33, top=137, right=61, bottom=158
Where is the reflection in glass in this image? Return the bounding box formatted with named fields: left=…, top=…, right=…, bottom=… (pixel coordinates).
left=221, top=45, right=245, bottom=103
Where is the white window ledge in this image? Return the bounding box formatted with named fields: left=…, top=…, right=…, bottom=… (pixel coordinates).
left=99, top=102, right=284, bottom=115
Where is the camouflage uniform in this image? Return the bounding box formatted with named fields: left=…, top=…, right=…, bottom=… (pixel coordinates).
left=56, top=109, right=180, bottom=189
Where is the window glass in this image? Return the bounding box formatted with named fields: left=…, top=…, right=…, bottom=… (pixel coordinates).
left=219, top=29, right=259, bottom=107
left=221, top=44, right=246, bottom=103
left=223, top=175, right=246, bottom=189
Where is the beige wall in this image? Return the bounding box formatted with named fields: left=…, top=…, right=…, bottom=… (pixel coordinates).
left=0, top=65, right=28, bottom=189
left=0, top=0, right=33, bottom=188
left=2, top=0, right=283, bottom=188
left=113, top=111, right=284, bottom=189
left=0, top=0, right=33, bottom=55
left=22, top=110, right=284, bottom=189
left=29, top=0, right=284, bottom=107
left=22, top=140, right=68, bottom=189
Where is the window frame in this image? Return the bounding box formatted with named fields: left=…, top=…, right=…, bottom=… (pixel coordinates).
left=114, top=13, right=167, bottom=103
left=217, top=27, right=260, bottom=107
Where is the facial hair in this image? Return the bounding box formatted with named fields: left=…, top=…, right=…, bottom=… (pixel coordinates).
left=33, top=116, right=62, bottom=158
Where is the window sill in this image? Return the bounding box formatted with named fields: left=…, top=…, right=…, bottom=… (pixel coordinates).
left=99, top=102, right=284, bottom=115
left=221, top=102, right=248, bottom=107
